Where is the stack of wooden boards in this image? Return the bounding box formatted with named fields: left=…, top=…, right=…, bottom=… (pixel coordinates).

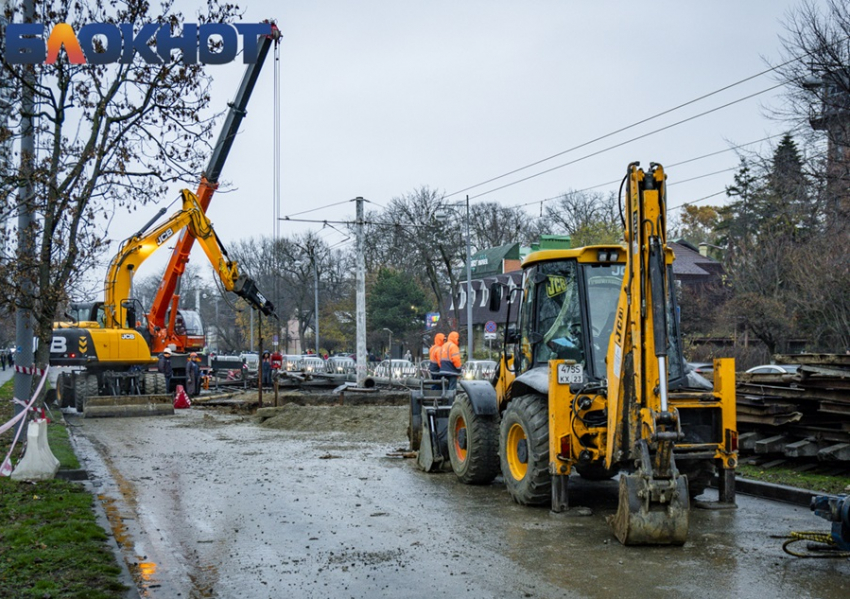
left=735, top=354, right=850, bottom=462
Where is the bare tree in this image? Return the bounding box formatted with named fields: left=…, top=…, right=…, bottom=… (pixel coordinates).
left=0, top=0, right=244, bottom=371
left=543, top=189, right=622, bottom=246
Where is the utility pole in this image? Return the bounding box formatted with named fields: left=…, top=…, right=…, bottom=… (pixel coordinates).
left=355, top=197, right=367, bottom=387
left=313, top=256, right=319, bottom=355
left=13, top=0, right=37, bottom=437
left=465, top=195, right=473, bottom=361
left=257, top=311, right=263, bottom=408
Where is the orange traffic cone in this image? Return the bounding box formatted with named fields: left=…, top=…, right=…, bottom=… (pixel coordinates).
left=173, top=385, right=191, bottom=409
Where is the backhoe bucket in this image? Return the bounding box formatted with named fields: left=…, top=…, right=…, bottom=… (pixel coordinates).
left=609, top=473, right=689, bottom=545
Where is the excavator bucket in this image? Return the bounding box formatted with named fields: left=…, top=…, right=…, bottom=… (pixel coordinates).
left=609, top=472, right=689, bottom=545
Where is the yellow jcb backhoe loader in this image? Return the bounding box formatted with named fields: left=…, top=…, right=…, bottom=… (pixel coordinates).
left=411, top=162, right=737, bottom=545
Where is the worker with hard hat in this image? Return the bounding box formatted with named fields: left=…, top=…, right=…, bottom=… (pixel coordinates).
left=439, top=331, right=462, bottom=390
left=428, top=333, right=445, bottom=390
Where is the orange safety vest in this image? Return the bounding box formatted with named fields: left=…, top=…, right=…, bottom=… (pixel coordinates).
left=439, top=338, right=461, bottom=375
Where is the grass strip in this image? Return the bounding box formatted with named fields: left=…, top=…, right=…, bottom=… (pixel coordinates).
left=0, top=379, right=128, bottom=598
left=737, top=463, right=850, bottom=496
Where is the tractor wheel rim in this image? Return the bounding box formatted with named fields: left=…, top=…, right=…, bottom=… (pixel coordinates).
left=506, top=422, right=528, bottom=480
left=454, top=415, right=467, bottom=462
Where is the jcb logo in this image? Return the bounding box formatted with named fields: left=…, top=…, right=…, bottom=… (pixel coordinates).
left=50, top=337, right=66, bottom=354
left=546, top=275, right=567, bottom=298
left=156, top=228, right=174, bottom=245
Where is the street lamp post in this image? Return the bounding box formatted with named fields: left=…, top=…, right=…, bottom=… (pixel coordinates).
left=383, top=327, right=393, bottom=384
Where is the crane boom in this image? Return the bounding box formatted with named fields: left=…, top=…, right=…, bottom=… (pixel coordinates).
left=148, top=22, right=281, bottom=349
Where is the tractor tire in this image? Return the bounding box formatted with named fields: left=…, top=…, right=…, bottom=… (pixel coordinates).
left=575, top=463, right=618, bottom=481
left=57, top=373, right=74, bottom=408
left=447, top=392, right=500, bottom=485
left=143, top=372, right=159, bottom=394
left=74, top=374, right=98, bottom=412
left=499, top=394, right=550, bottom=506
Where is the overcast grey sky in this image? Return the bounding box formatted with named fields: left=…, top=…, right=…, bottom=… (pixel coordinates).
left=103, top=0, right=808, bottom=291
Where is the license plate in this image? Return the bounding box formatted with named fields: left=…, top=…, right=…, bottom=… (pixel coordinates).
left=557, top=363, right=583, bottom=385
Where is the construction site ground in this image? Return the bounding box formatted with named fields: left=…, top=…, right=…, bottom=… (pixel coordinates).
left=64, top=394, right=850, bottom=599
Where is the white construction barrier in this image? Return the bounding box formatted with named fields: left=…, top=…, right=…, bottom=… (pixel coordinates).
left=11, top=419, right=60, bottom=481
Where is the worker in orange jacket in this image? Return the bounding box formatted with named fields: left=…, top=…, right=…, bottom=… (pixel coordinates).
left=439, top=331, right=462, bottom=390
left=428, top=333, right=445, bottom=390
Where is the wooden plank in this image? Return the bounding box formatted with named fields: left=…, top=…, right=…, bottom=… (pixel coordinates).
left=755, top=435, right=791, bottom=454
left=800, top=365, right=850, bottom=379
left=738, top=412, right=803, bottom=426
left=774, top=353, right=850, bottom=367
left=819, top=401, right=850, bottom=416
left=784, top=439, right=820, bottom=458
left=817, top=443, right=850, bottom=462
left=738, top=384, right=849, bottom=403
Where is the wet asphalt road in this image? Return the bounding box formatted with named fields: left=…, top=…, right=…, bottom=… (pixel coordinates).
left=68, top=407, right=849, bottom=599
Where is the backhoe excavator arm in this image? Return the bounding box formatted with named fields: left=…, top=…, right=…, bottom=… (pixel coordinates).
left=104, top=189, right=275, bottom=333
left=607, top=162, right=689, bottom=545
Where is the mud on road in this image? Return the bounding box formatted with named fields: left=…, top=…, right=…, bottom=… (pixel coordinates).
left=69, top=403, right=849, bottom=599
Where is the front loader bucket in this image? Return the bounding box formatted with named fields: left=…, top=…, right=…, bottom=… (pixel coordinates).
left=416, top=403, right=452, bottom=472
left=609, top=473, right=689, bottom=545
left=83, top=395, right=174, bottom=418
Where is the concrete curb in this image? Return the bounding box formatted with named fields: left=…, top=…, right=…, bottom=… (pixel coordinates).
left=714, top=476, right=819, bottom=507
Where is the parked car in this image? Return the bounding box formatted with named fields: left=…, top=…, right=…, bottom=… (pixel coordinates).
left=462, top=359, right=498, bottom=381
left=745, top=364, right=800, bottom=375
left=301, top=356, right=326, bottom=374
left=326, top=356, right=356, bottom=374
left=373, top=359, right=417, bottom=379
left=686, top=362, right=714, bottom=377
left=417, top=360, right=432, bottom=378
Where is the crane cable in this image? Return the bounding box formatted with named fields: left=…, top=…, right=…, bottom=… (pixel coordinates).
left=272, top=35, right=282, bottom=315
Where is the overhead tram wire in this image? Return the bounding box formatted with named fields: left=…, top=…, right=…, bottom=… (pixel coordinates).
left=466, top=82, right=785, bottom=202
left=445, top=38, right=837, bottom=200
left=510, top=131, right=790, bottom=210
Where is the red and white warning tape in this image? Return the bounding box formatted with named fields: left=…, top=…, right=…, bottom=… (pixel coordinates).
left=14, top=365, right=46, bottom=376
left=0, top=366, right=50, bottom=476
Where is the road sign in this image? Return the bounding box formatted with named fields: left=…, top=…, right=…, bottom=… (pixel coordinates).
left=484, top=320, right=497, bottom=333
left=484, top=332, right=497, bottom=340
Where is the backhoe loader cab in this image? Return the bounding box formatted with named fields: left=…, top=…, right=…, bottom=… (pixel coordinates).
left=412, top=163, right=738, bottom=546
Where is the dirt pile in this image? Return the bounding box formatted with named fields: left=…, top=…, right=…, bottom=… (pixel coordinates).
left=258, top=404, right=409, bottom=444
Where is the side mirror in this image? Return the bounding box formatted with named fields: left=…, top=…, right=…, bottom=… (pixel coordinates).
left=489, top=282, right=502, bottom=312
left=506, top=326, right=520, bottom=344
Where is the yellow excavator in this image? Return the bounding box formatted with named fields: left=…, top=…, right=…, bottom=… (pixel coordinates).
left=412, top=162, right=738, bottom=545
left=51, top=189, right=274, bottom=416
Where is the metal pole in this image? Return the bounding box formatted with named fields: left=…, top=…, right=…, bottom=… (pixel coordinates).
left=13, top=0, right=36, bottom=437
left=257, top=311, right=263, bottom=408
left=383, top=328, right=392, bottom=385
left=355, top=197, right=367, bottom=387
left=313, top=257, right=319, bottom=355
left=465, top=195, right=473, bottom=361
left=250, top=308, right=254, bottom=351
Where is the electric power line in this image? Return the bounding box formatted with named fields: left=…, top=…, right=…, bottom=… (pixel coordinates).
left=466, top=82, right=785, bottom=202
